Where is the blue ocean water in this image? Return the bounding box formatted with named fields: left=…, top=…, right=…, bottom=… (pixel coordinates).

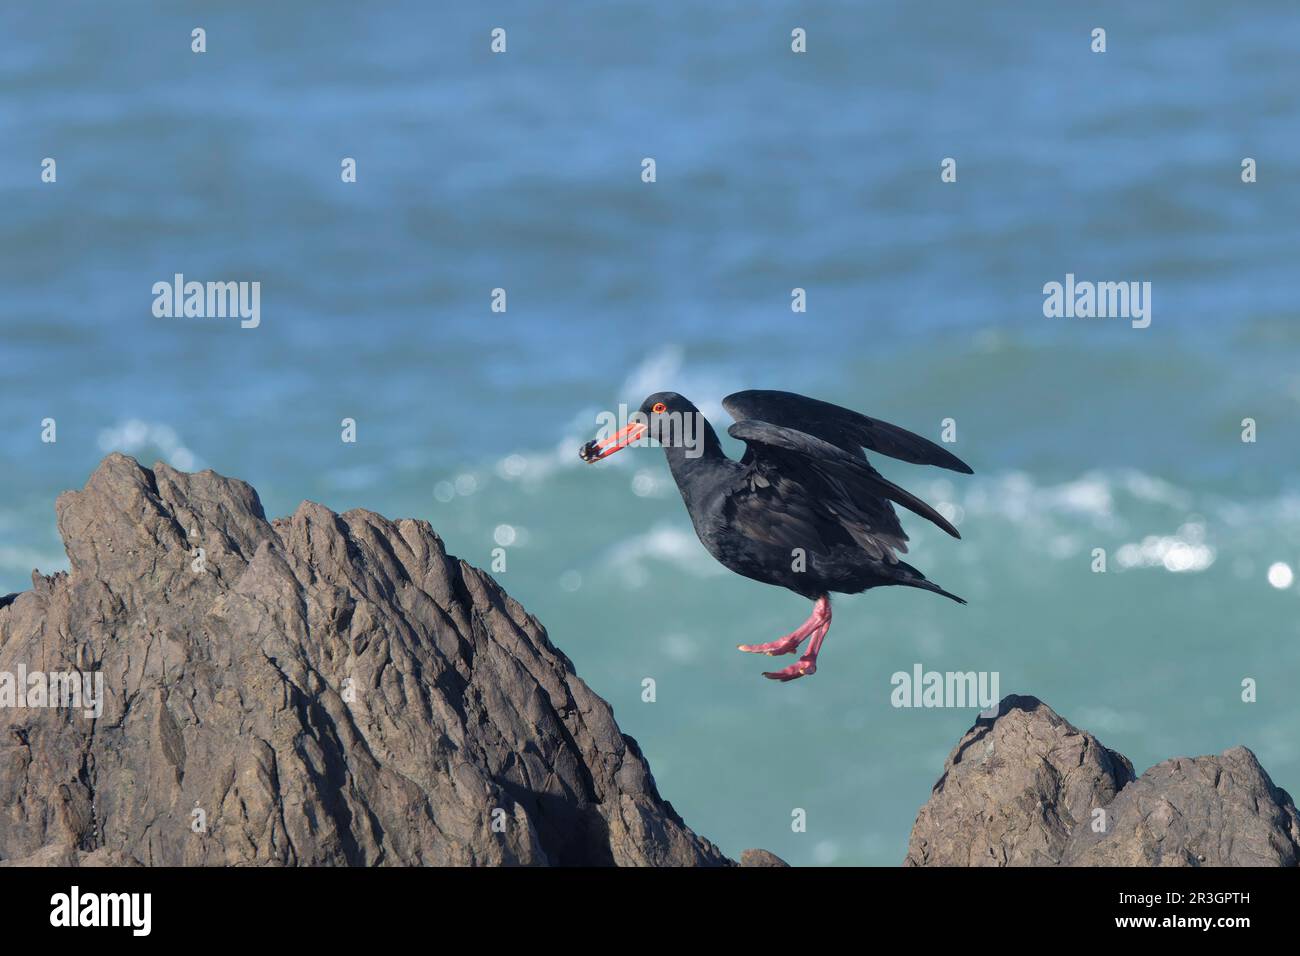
left=1, top=2, right=1298, bottom=865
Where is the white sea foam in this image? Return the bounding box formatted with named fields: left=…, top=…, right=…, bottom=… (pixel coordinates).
left=620, top=344, right=685, bottom=404
left=618, top=344, right=735, bottom=426
left=603, top=522, right=725, bottom=589
left=921, top=469, right=1300, bottom=575
left=1121, top=471, right=1193, bottom=509
left=1116, top=534, right=1215, bottom=573
left=957, top=471, right=1116, bottom=523
left=492, top=346, right=738, bottom=490
left=97, top=419, right=201, bottom=471
left=472, top=420, right=1296, bottom=587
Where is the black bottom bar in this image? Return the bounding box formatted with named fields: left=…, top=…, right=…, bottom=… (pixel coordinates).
left=1, top=865, right=1285, bottom=942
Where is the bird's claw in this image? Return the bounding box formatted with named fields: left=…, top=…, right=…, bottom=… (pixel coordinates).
left=737, top=637, right=803, bottom=657
left=762, top=658, right=817, bottom=682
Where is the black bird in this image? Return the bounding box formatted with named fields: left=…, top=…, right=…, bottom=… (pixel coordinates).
left=580, top=390, right=971, bottom=681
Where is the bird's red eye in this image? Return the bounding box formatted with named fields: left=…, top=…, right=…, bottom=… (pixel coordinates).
left=652, top=402, right=667, bottom=414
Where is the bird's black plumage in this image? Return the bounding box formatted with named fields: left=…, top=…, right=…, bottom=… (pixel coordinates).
left=604, top=390, right=970, bottom=602
left=581, top=389, right=971, bottom=680
left=722, top=389, right=973, bottom=475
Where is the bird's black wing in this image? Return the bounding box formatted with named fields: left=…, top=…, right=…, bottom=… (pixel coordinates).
left=727, top=420, right=961, bottom=544
left=716, top=428, right=908, bottom=563
left=722, top=390, right=973, bottom=474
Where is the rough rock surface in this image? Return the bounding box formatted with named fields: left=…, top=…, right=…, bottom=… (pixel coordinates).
left=1060, top=746, right=1300, bottom=866
left=907, top=695, right=1299, bottom=867
left=0, top=454, right=761, bottom=867
left=739, top=848, right=790, bottom=867
left=904, top=695, right=1135, bottom=866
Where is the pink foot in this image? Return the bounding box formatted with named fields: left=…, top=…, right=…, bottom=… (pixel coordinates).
left=737, top=632, right=808, bottom=657
left=762, top=655, right=818, bottom=682
left=740, top=597, right=832, bottom=679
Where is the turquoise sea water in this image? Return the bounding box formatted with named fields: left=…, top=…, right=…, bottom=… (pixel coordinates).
left=2, top=2, right=1298, bottom=865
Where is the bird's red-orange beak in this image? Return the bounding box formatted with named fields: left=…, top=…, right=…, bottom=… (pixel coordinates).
left=579, top=420, right=647, bottom=462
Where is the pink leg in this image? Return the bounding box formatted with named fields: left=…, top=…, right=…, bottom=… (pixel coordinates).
left=737, top=595, right=831, bottom=657
left=762, top=597, right=832, bottom=682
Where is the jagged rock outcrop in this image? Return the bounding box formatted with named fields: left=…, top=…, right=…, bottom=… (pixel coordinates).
left=739, top=848, right=789, bottom=868
left=904, top=695, right=1134, bottom=866
left=1060, top=746, right=1300, bottom=866
left=0, top=454, right=773, bottom=867
left=907, top=695, right=1299, bottom=867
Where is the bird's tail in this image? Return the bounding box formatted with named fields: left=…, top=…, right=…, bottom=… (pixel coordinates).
left=887, top=560, right=967, bottom=605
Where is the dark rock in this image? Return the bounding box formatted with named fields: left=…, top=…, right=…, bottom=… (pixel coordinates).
left=1061, top=746, right=1300, bottom=867
left=0, top=845, right=142, bottom=867
left=904, top=695, right=1133, bottom=866
left=740, top=848, right=789, bottom=867
left=0, top=454, right=746, bottom=867
left=907, top=695, right=1299, bottom=867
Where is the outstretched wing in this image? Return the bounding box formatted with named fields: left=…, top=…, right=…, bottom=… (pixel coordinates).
left=726, top=421, right=960, bottom=567
left=722, top=389, right=973, bottom=474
